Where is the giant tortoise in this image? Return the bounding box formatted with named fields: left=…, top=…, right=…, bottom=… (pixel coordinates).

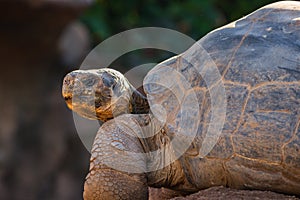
left=62, top=1, right=300, bottom=199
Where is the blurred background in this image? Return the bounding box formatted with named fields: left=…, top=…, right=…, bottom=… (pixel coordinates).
left=0, top=0, right=281, bottom=199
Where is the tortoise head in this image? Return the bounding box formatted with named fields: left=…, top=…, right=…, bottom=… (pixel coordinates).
left=62, top=68, right=133, bottom=121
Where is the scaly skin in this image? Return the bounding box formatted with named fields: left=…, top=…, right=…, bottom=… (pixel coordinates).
left=83, top=116, right=149, bottom=200
left=83, top=114, right=196, bottom=200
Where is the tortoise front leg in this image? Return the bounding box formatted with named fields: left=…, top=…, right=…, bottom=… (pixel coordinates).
left=83, top=115, right=149, bottom=200
left=84, top=167, right=148, bottom=200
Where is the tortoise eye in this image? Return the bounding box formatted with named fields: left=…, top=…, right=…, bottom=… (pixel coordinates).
left=95, top=101, right=101, bottom=108
left=102, top=73, right=116, bottom=87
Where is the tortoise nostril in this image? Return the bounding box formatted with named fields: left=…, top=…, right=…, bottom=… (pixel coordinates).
left=64, top=73, right=77, bottom=86
left=64, top=78, right=70, bottom=85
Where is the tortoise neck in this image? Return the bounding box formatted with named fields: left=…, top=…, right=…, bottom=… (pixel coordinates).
left=131, top=88, right=150, bottom=114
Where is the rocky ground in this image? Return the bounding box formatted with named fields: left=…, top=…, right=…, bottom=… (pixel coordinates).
left=172, top=186, right=300, bottom=200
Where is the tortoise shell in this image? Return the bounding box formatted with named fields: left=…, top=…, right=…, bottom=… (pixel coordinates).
left=143, top=1, right=300, bottom=193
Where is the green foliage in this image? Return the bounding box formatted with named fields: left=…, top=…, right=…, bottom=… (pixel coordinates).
left=81, top=0, right=279, bottom=43
left=79, top=0, right=279, bottom=70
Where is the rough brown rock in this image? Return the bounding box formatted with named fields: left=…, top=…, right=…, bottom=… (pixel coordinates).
left=172, top=186, right=300, bottom=200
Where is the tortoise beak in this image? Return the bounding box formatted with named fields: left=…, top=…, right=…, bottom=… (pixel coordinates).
left=62, top=73, right=75, bottom=100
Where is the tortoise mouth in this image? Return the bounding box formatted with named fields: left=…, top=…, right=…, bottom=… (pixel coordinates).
left=63, top=93, right=115, bottom=120
left=63, top=95, right=74, bottom=110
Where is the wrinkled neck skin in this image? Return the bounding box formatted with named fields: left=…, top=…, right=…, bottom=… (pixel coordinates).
left=130, top=86, right=150, bottom=114
left=135, top=115, right=198, bottom=193
left=103, top=85, right=150, bottom=122
left=84, top=114, right=197, bottom=199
